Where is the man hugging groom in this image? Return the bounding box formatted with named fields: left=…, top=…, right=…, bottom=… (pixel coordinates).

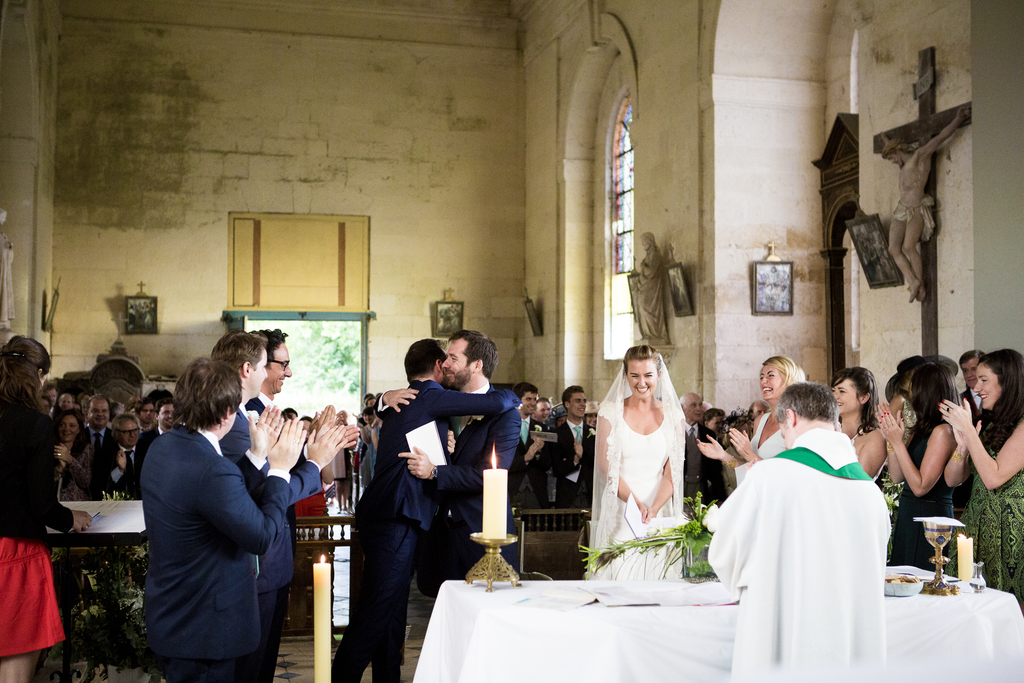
left=332, top=330, right=521, bottom=683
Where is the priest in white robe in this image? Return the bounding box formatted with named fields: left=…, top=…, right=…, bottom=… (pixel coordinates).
left=709, top=382, right=890, bottom=677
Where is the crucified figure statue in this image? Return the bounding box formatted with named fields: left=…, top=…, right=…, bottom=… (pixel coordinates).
left=881, top=104, right=970, bottom=302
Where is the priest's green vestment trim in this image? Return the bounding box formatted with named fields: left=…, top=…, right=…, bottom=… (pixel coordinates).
left=774, top=446, right=872, bottom=481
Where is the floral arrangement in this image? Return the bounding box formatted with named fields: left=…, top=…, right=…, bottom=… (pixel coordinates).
left=582, top=492, right=720, bottom=580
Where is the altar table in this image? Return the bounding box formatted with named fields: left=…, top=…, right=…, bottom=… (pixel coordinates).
left=414, top=577, right=1024, bottom=683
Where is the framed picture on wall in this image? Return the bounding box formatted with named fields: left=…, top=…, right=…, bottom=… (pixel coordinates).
left=666, top=262, right=694, bottom=317
left=433, top=301, right=464, bottom=337
left=751, top=261, right=793, bottom=316
left=845, top=214, right=905, bottom=289
left=125, top=296, right=158, bottom=334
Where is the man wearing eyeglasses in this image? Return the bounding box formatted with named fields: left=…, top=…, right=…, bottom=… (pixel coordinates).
left=106, top=412, right=145, bottom=499
left=249, top=328, right=292, bottom=413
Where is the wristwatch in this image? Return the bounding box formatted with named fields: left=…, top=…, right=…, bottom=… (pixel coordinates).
left=430, top=466, right=438, bottom=480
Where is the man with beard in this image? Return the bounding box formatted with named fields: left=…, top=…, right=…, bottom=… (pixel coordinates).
left=398, top=330, right=522, bottom=597
left=332, top=339, right=518, bottom=683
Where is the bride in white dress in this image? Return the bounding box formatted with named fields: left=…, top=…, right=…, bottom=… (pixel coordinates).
left=591, top=345, right=686, bottom=579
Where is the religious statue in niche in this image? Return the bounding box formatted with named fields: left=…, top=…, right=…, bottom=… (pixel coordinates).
left=881, top=104, right=971, bottom=303
left=629, top=232, right=670, bottom=344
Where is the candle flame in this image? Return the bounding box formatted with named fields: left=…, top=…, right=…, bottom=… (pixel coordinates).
left=491, top=445, right=496, bottom=469
left=320, top=554, right=326, bottom=564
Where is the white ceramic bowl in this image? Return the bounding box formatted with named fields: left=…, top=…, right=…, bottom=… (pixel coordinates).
left=884, top=579, right=924, bottom=597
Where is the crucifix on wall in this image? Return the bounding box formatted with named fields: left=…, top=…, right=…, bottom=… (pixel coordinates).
left=873, top=46, right=971, bottom=356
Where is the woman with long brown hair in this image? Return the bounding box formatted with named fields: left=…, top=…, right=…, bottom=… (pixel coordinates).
left=942, top=349, right=1024, bottom=600
left=0, top=336, right=92, bottom=682
left=832, top=367, right=887, bottom=479
left=52, top=408, right=93, bottom=501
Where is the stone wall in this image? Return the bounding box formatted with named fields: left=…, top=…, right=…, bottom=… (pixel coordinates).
left=51, top=2, right=525, bottom=389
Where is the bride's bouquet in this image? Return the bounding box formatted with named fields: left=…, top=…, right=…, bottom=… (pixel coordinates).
left=582, top=493, right=720, bottom=581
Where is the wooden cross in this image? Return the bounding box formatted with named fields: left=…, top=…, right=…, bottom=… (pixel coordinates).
left=873, top=47, right=971, bottom=356
left=136, top=281, right=146, bottom=295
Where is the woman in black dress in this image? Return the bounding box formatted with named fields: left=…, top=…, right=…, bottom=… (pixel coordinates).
left=879, top=362, right=958, bottom=569
left=0, top=337, right=92, bottom=682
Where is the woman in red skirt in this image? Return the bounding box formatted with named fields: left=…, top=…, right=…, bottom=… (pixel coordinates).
left=0, top=337, right=92, bottom=682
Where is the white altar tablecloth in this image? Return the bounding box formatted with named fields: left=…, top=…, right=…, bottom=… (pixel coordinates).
left=414, top=577, right=1024, bottom=683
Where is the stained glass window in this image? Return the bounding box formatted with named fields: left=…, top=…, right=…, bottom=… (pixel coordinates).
left=612, top=100, right=634, bottom=275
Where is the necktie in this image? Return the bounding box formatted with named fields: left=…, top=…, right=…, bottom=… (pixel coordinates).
left=521, top=420, right=529, bottom=444
left=94, top=432, right=102, bottom=452
left=260, top=461, right=270, bottom=476
left=573, top=424, right=582, bottom=442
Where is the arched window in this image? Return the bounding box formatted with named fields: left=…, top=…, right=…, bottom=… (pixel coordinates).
left=608, top=98, right=634, bottom=358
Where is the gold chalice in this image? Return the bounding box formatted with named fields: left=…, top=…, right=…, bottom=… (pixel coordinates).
left=921, top=520, right=960, bottom=596
left=465, top=533, right=521, bottom=592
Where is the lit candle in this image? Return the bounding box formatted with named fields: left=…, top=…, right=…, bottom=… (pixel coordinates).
left=313, top=555, right=331, bottom=683
left=957, top=534, right=973, bottom=581
left=482, top=447, right=507, bottom=539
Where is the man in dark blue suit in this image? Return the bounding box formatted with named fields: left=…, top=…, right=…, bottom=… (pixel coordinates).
left=401, top=330, right=522, bottom=598
left=211, top=330, right=357, bottom=683
left=141, top=358, right=305, bottom=683
left=332, top=339, right=519, bottom=683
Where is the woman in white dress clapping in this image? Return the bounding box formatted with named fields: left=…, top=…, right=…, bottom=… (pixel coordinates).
left=591, top=345, right=686, bottom=579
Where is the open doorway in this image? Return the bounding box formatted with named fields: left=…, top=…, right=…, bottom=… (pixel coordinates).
left=243, top=318, right=364, bottom=418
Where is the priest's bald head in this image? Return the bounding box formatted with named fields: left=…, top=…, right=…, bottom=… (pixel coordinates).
left=774, top=383, right=841, bottom=449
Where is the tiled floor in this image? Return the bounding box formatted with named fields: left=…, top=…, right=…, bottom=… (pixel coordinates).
left=34, top=579, right=435, bottom=683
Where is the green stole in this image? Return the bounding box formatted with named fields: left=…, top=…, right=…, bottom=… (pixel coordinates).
left=774, top=446, right=872, bottom=481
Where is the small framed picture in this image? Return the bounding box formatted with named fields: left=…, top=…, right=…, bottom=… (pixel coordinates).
left=433, top=301, right=464, bottom=337
left=666, top=262, right=694, bottom=317
left=751, top=261, right=793, bottom=316
left=126, top=296, right=158, bottom=334
left=845, top=214, right=905, bottom=289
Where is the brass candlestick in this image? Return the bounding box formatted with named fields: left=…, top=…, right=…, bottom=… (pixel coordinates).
left=921, top=520, right=960, bottom=596
left=465, top=533, right=521, bottom=592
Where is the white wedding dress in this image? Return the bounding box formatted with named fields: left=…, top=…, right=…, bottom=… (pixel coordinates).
left=590, top=354, right=686, bottom=580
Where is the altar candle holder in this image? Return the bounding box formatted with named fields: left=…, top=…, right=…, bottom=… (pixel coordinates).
left=465, top=533, right=521, bottom=592
left=921, top=520, right=960, bottom=596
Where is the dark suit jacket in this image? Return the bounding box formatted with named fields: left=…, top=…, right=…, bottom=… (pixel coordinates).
left=435, top=387, right=521, bottom=535
left=136, top=428, right=160, bottom=461
left=220, top=407, right=324, bottom=593
left=142, top=427, right=290, bottom=660
left=697, top=424, right=727, bottom=504
left=550, top=420, right=595, bottom=508
left=105, top=446, right=147, bottom=499
left=88, top=426, right=119, bottom=499
left=508, top=417, right=551, bottom=505
left=0, top=404, right=74, bottom=540
left=359, top=380, right=519, bottom=531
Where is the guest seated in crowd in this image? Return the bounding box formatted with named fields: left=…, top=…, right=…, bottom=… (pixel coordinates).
left=941, top=349, right=1024, bottom=599
left=86, top=395, right=117, bottom=500
left=56, top=391, right=78, bottom=413
left=41, top=381, right=57, bottom=416
left=881, top=362, right=958, bottom=570
left=136, top=396, right=157, bottom=432
left=748, top=399, right=770, bottom=432
left=698, top=356, right=806, bottom=484
left=533, top=396, right=554, bottom=430
left=710, top=382, right=889, bottom=675
left=832, top=367, right=887, bottom=479
left=106, top=412, right=145, bottom=500
left=508, top=382, right=550, bottom=509
left=551, top=385, right=594, bottom=508
left=53, top=408, right=93, bottom=501
left=584, top=400, right=598, bottom=429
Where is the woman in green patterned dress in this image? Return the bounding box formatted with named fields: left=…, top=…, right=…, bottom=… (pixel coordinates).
left=942, top=349, right=1024, bottom=602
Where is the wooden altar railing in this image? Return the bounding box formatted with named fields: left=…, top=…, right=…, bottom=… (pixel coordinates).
left=284, top=515, right=362, bottom=637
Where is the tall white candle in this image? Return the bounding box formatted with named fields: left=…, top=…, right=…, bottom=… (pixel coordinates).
left=957, top=534, right=973, bottom=580
left=313, top=555, right=331, bottom=683
left=482, top=447, right=507, bottom=539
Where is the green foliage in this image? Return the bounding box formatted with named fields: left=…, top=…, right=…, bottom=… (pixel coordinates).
left=251, top=320, right=363, bottom=414
left=52, top=543, right=161, bottom=682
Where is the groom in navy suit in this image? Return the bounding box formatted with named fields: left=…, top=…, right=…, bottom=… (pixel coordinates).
left=401, top=330, right=522, bottom=598
left=332, top=339, right=519, bottom=683
left=141, top=358, right=305, bottom=683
